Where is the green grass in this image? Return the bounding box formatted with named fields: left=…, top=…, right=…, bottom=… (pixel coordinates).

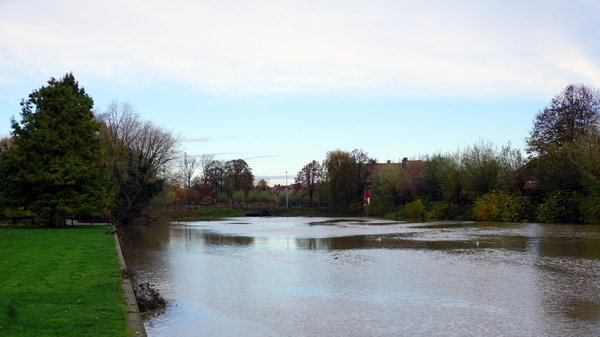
left=0, top=225, right=129, bottom=336
left=156, top=208, right=246, bottom=221
left=271, top=206, right=358, bottom=217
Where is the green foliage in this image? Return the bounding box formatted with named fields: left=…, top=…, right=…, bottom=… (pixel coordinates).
left=323, top=149, right=376, bottom=207
left=113, top=153, right=164, bottom=226
left=226, top=159, right=254, bottom=194
left=404, top=199, right=426, bottom=219
left=498, top=142, right=528, bottom=191
left=372, top=163, right=407, bottom=204
left=247, top=190, right=260, bottom=203
left=364, top=198, right=396, bottom=216
left=472, top=190, right=530, bottom=222
left=295, top=160, right=323, bottom=205
left=536, top=190, right=583, bottom=223
left=232, top=190, right=245, bottom=203
left=573, top=132, right=600, bottom=189
left=259, top=190, right=275, bottom=202
left=580, top=185, right=600, bottom=224
left=157, top=208, right=245, bottom=220
left=462, top=139, right=501, bottom=197
left=534, top=143, right=582, bottom=191
left=0, top=73, right=110, bottom=226
left=1, top=207, right=34, bottom=219
left=446, top=203, right=474, bottom=221
left=425, top=202, right=451, bottom=220
left=216, top=193, right=229, bottom=204
left=244, top=190, right=274, bottom=203
left=423, top=153, right=463, bottom=204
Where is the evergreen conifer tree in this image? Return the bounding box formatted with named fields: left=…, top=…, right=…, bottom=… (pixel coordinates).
left=0, top=73, right=110, bottom=226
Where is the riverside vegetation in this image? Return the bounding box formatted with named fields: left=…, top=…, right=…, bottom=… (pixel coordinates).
left=3, top=76, right=600, bottom=226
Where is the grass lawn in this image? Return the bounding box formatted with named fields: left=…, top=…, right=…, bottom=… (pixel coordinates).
left=0, top=225, right=129, bottom=336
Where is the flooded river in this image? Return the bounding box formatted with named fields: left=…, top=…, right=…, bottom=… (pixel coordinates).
left=120, top=217, right=600, bottom=336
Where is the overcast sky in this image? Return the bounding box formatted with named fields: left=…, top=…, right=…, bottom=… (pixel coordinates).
left=2, top=0, right=600, bottom=185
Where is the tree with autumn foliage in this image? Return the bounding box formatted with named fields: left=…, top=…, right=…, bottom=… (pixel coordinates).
left=526, top=84, right=600, bottom=156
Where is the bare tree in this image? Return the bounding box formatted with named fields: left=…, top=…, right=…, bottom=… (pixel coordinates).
left=96, top=100, right=181, bottom=226
left=97, top=101, right=180, bottom=177
left=255, top=178, right=270, bottom=191
left=295, top=160, right=323, bottom=205
left=178, top=152, right=197, bottom=189
left=199, top=154, right=214, bottom=185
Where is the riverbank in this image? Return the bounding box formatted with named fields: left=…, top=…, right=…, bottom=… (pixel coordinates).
left=0, top=225, right=130, bottom=336
left=153, top=206, right=361, bottom=222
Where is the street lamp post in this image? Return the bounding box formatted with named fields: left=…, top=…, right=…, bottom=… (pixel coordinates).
left=286, top=171, right=289, bottom=208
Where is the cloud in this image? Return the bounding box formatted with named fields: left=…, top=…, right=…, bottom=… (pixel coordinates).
left=182, top=137, right=215, bottom=143
left=1, top=0, right=600, bottom=100
left=243, top=155, right=283, bottom=161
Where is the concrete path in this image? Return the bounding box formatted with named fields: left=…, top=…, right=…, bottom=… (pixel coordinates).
left=113, top=230, right=148, bottom=336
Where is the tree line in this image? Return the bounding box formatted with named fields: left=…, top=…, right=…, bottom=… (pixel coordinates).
left=2, top=74, right=600, bottom=225
left=283, top=83, right=600, bottom=223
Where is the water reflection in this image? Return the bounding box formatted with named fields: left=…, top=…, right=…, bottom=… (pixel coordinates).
left=121, top=217, right=600, bottom=336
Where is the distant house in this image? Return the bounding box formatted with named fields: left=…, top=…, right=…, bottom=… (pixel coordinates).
left=269, top=183, right=301, bottom=197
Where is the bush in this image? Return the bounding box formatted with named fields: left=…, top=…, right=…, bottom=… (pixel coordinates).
left=216, top=193, right=229, bottom=204
left=247, top=190, right=260, bottom=203
left=580, top=185, right=600, bottom=223
left=472, top=190, right=530, bottom=222
left=259, top=190, right=275, bottom=203
left=425, top=202, right=451, bottom=220
left=404, top=199, right=426, bottom=219
left=447, top=203, right=474, bottom=221
left=232, top=190, right=245, bottom=203
left=364, top=198, right=396, bottom=216
left=536, top=190, right=583, bottom=223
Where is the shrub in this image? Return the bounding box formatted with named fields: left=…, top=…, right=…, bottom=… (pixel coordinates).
left=247, top=190, right=260, bottom=203
left=425, top=202, right=450, bottom=220
left=232, top=190, right=245, bottom=203
left=580, top=185, right=600, bottom=223
left=364, top=198, right=396, bottom=216
left=447, top=203, right=474, bottom=221
left=216, top=193, right=229, bottom=204
left=404, top=199, right=426, bottom=219
left=536, top=190, right=583, bottom=223
left=472, top=190, right=530, bottom=222
left=259, top=190, right=275, bottom=203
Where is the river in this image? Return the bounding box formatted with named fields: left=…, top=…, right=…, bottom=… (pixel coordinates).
left=120, top=217, right=600, bottom=336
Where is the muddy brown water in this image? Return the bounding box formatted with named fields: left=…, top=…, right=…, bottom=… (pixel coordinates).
left=120, top=217, right=600, bottom=336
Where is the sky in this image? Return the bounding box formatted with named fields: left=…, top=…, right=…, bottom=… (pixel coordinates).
left=1, top=0, right=600, bottom=185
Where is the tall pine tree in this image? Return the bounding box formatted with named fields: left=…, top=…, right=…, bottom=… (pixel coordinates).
left=0, top=73, right=110, bottom=226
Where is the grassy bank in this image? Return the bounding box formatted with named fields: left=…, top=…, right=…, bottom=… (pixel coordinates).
left=153, top=206, right=359, bottom=222
left=0, top=225, right=129, bottom=336
left=270, top=206, right=359, bottom=217
left=155, top=208, right=246, bottom=221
